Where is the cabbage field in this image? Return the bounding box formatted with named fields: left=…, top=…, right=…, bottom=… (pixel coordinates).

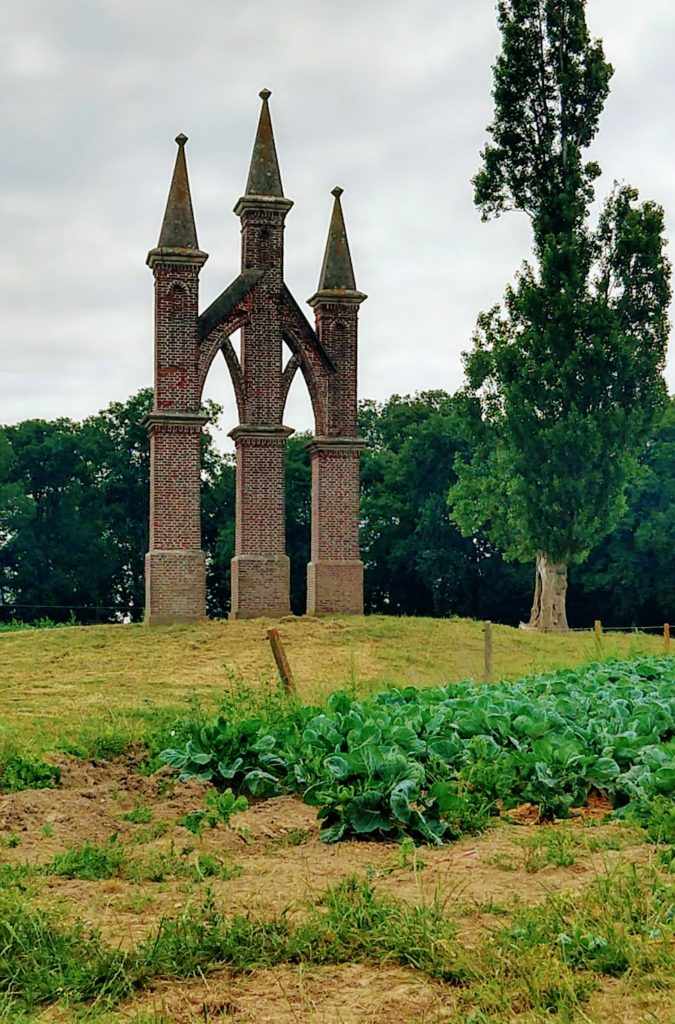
left=162, top=656, right=675, bottom=844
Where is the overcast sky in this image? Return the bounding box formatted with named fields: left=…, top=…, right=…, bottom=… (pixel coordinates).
left=1, top=0, right=674, bottom=449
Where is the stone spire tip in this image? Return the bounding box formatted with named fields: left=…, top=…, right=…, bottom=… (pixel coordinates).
left=242, top=88, right=284, bottom=199
left=316, top=186, right=356, bottom=292
left=155, top=132, right=200, bottom=251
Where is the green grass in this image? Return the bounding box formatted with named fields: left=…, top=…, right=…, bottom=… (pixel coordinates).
left=37, top=839, right=242, bottom=887
left=0, top=754, right=60, bottom=794
left=0, top=863, right=671, bottom=1021
left=0, top=616, right=666, bottom=752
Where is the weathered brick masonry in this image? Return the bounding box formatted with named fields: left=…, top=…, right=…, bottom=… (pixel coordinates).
left=145, top=93, right=366, bottom=623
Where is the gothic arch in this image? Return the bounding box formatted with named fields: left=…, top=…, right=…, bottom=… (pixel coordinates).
left=144, top=93, right=365, bottom=625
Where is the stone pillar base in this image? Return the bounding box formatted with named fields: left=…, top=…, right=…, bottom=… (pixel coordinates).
left=230, top=554, right=291, bottom=619
left=307, top=560, right=364, bottom=616
left=145, top=549, right=206, bottom=626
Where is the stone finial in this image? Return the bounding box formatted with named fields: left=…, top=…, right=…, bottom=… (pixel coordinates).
left=317, top=186, right=357, bottom=291
left=156, top=133, right=200, bottom=250
left=244, top=89, right=284, bottom=197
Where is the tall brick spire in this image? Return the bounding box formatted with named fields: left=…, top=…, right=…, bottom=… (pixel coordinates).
left=244, top=88, right=284, bottom=198
left=156, top=134, right=200, bottom=251
left=316, top=186, right=357, bottom=291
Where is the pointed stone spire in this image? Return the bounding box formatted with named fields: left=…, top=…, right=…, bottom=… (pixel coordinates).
left=244, top=89, right=284, bottom=197
left=309, top=188, right=366, bottom=306
left=157, top=134, right=200, bottom=249
left=234, top=91, right=293, bottom=218
left=318, top=187, right=356, bottom=290
left=148, top=135, right=207, bottom=268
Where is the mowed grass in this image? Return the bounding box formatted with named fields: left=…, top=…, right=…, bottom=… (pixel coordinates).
left=0, top=614, right=666, bottom=751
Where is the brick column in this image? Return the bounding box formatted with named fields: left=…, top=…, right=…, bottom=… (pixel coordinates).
left=145, top=412, right=208, bottom=625
left=229, top=424, right=293, bottom=619
left=307, top=437, right=364, bottom=615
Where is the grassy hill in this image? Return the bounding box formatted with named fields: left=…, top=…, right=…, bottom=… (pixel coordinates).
left=0, top=615, right=665, bottom=751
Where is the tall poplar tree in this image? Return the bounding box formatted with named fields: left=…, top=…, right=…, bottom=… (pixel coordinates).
left=449, top=0, right=671, bottom=629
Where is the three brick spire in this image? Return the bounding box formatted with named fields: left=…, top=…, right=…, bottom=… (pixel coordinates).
left=156, top=89, right=359, bottom=294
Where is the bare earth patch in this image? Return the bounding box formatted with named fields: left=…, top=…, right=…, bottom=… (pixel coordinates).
left=123, top=964, right=456, bottom=1024
left=0, top=754, right=655, bottom=955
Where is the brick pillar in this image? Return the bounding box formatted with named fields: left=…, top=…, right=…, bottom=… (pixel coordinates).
left=144, top=133, right=208, bottom=626
left=145, top=412, right=208, bottom=625
left=231, top=92, right=295, bottom=618
left=307, top=187, right=367, bottom=617
left=306, top=438, right=364, bottom=615
left=229, top=424, right=293, bottom=619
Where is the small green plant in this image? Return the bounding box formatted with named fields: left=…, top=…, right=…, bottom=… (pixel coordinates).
left=397, top=836, right=426, bottom=871
left=0, top=755, right=60, bottom=793
left=131, top=820, right=170, bottom=845
left=0, top=863, right=33, bottom=890
left=43, top=838, right=126, bottom=881
left=517, top=827, right=577, bottom=873
left=190, top=854, right=242, bottom=882
left=270, top=827, right=313, bottom=847
left=486, top=850, right=517, bottom=872
left=61, top=720, right=136, bottom=761
left=127, top=843, right=241, bottom=884
left=40, top=824, right=54, bottom=838
left=0, top=833, right=21, bottom=849
left=178, top=788, right=248, bottom=836
left=120, top=803, right=153, bottom=824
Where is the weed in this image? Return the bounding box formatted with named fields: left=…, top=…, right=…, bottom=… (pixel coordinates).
left=0, top=890, right=132, bottom=1011
left=517, top=827, right=577, bottom=873
left=486, top=850, right=517, bottom=871
left=39, top=824, right=54, bottom=838
left=130, top=820, right=170, bottom=845
left=177, top=788, right=248, bottom=836
left=120, top=803, right=153, bottom=824
left=43, top=839, right=126, bottom=881
left=60, top=716, right=137, bottom=761
left=190, top=854, right=242, bottom=882
left=0, top=863, right=670, bottom=1018
left=0, top=863, right=33, bottom=891
left=115, top=893, right=157, bottom=915
left=0, top=833, right=21, bottom=849
left=397, top=835, right=426, bottom=871
left=269, top=827, right=313, bottom=847
left=0, top=755, right=60, bottom=793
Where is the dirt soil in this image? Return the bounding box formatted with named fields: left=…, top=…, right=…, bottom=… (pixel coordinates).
left=0, top=756, right=652, bottom=942
left=0, top=756, right=668, bottom=1023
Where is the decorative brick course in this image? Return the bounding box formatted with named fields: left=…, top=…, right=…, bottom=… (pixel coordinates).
left=145, top=95, right=366, bottom=624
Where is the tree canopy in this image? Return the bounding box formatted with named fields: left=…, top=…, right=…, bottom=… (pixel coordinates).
left=0, top=387, right=671, bottom=627
left=449, top=0, right=671, bottom=630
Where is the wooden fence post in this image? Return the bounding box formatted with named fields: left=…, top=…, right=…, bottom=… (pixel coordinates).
left=483, top=621, right=493, bottom=684
left=266, top=628, right=296, bottom=694
left=594, top=619, right=602, bottom=653
left=665, top=623, right=671, bottom=653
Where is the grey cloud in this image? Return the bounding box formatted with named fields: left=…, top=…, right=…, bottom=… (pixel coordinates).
left=0, top=0, right=673, bottom=443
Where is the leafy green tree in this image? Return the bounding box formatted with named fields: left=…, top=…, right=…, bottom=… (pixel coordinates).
left=359, top=392, right=531, bottom=620
left=0, top=417, right=113, bottom=621
left=285, top=434, right=312, bottom=615
left=570, top=396, right=675, bottom=625
left=0, top=391, right=229, bottom=623
left=80, top=389, right=153, bottom=618
left=450, top=0, right=671, bottom=630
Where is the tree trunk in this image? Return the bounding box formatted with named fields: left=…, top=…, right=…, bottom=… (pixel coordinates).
left=521, top=551, right=569, bottom=631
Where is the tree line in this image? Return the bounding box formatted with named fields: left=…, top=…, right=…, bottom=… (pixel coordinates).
left=0, top=387, right=672, bottom=627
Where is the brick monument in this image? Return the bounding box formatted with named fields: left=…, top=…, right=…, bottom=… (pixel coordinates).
left=144, top=91, right=366, bottom=624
